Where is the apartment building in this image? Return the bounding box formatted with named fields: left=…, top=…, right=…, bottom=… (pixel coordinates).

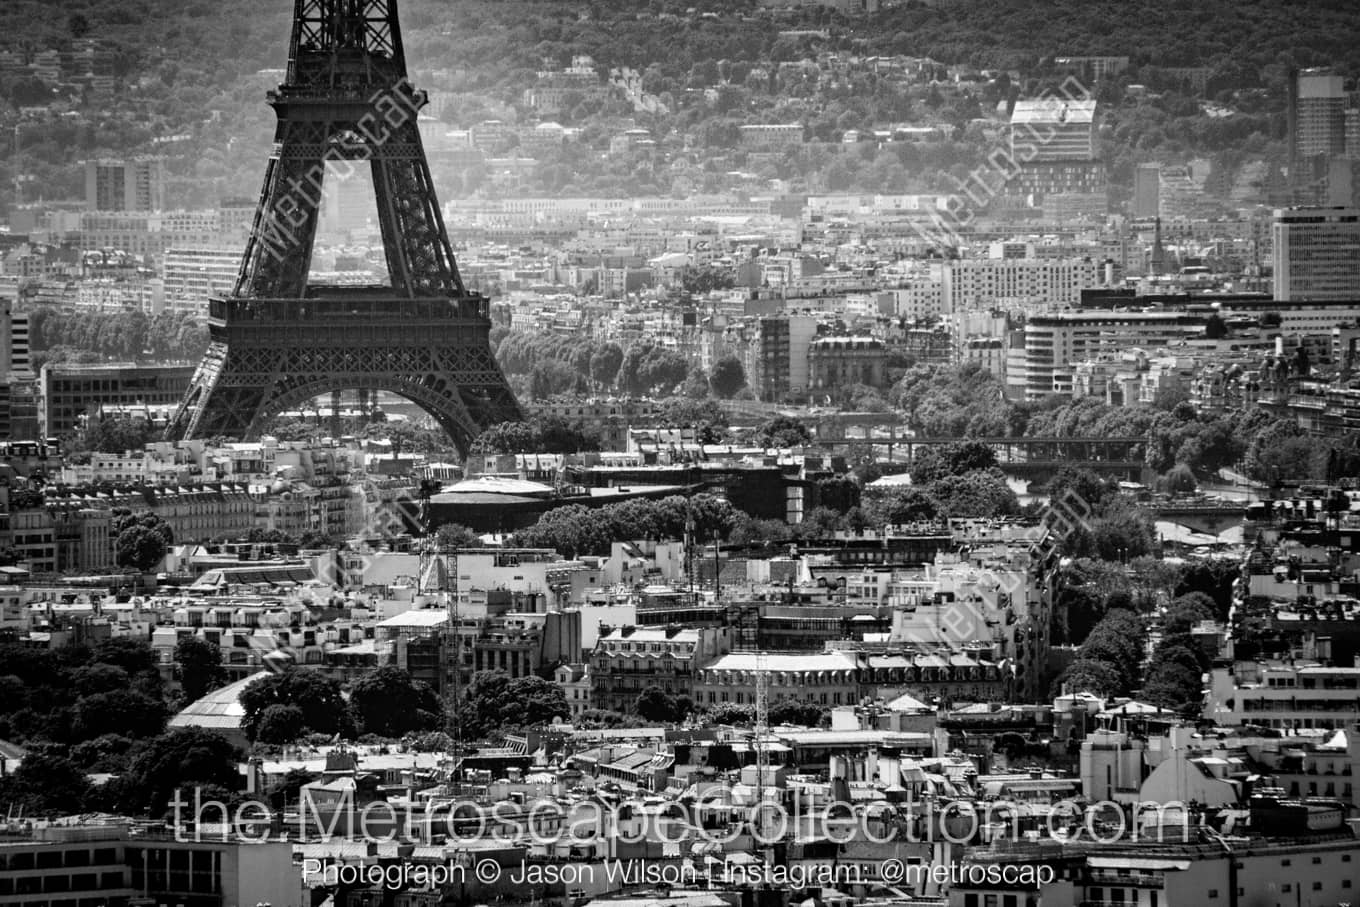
left=1020, top=311, right=1205, bottom=400
left=590, top=624, right=733, bottom=712
left=941, top=257, right=1102, bottom=313
left=1206, top=660, right=1360, bottom=731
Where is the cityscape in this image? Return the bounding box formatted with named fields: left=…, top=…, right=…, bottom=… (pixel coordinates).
left=2, top=0, right=1360, bottom=906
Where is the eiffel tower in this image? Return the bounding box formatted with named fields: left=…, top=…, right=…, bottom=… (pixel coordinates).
left=168, top=0, right=521, bottom=454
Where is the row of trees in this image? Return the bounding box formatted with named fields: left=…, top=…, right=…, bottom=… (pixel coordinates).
left=1141, top=593, right=1218, bottom=715
left=514, top=493, right=736, bottom=559
left=1054, top=608, right=1147, bottom=700
left=468, top=417, right=603, bottom=455
left=888, top=365, right=1354, bottom=487
left=589, top=686, right=830, bottom=729
left=27, top=309, right=207, bottom=367
left=493, top=330, right=707, bottom=399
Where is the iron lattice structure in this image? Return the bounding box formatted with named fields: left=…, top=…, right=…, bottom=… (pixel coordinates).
left=168, top=0, right=520, bottom=454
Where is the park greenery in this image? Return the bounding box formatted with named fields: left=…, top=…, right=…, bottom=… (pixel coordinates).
left=0, top=631, right=545, bottom=816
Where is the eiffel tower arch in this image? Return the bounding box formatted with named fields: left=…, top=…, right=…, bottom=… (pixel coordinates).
left=168, top=0, right=521, bottom=455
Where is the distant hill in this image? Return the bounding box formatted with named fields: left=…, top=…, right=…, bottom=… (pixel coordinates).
left=1, top=0, right=1354, bottom=209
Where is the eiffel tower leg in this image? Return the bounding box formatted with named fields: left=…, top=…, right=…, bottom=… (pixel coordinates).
left=238, top=147, right=324, bottom=300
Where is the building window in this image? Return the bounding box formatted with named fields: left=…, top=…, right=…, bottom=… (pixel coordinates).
left=1208, top=891, right=1218, bottom=899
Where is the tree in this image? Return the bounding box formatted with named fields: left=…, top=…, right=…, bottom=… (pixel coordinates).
left=463, top=672, right=569, bottom=738
left=680, top=368, right=710, bottom=399
left=576, top=709, right=635, bottom=729
left=590, top=342, right=624, bottom=387
left=1244, top=419, right=1318, bottom=484
left=1072, top=609, right=1148, bottom=694
left=635, top=686, right=680, bottom=723
left=175, top=637, right=226, bottom=704
left=1045, top=467, right=1113, bottom=511
left=1141, top=640, right=1207, bottom=713
left=435, top=523, right=479, bottom=551
left=113, top=510, right=174, bottom=571
left=90, top=637, right=162, bottom=699
left=706, top=703, right=754, bottom=726
left=72, top=690, right=167, bottom=741
left=239, top=669, right=350, bottom=741
left=469, top=416, right=600, bottom=456
left=468, top=421, right=538, bottom=455
left=862, top=486, right=938, bottom=525
left=255, top=704, right=306, bottom=744
left=71, top=663, right=131, bottom=697
left=656, top=398, right=729, bottom=443
left=767, top=700, right=828, bottom=727
left=925, top=469, right=1018, bottom=518
left=349, top=666, right=444, bottom=737
left=92, top=637, right=160, bottom=676
left=1053, top=658, right=1123, bottom=698
left=266, top=767, right=318, bottom=810
left=71, top=734, right=137, bottom=772
left=679, top=265, right=734, bottom=295
left=1163, top=593, right=1216, bottom=635
left=1159, top=464, right=1197, bottom=494
left=0, top=747, right=90, bottom=815
left=112, top=728, right=242, bottom=817
left=529, top=358, right=583, bottom=400
left=709, top=355, right=747, bottom=398
left=910, top=440, right=998, bottom=484
left=755, top=415, right=813, bottom=448
left=729, top=513, right=795, bottom=546
left=75, top=417, right=160, bottom=455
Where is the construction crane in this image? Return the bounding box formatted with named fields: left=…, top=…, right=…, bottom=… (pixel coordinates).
left=752, top=651, right=770, bottom=846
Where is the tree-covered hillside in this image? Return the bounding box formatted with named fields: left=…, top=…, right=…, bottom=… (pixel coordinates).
left=1, top=0, right=1356, bottom=207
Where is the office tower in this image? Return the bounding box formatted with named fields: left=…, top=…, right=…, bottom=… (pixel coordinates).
left=1272, top=207, right=1360, bottom=302
left=1008, top=98, right=1106, bottom=220
left=1134, top=163, right=1161, bottom=218
left=1292, top=69, right=1347, bottom=161
left=1, top=302, right=31, bottom=375
left=0, top=300, right=36, bottom=439
left=84, top=156, right=166, bottom=212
